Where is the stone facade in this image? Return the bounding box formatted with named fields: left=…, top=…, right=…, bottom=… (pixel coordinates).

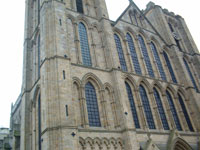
left=12, top=0, right=200, bottom=149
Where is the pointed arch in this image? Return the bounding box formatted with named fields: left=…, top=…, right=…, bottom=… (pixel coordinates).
left=113, top=27, right=125, bottom=40
left=77, top=15, right=91, bottom=28
left=114, top=33, right=127, bottom=71
left=125, top=27, right=138, bottom=40
left=151, top=81, right=165, bottom=96
left=82, top=73, right=103, bottom=90
left=172, top=138, right=193, bottom=150
left=137, top=29, right=150, bottom=41
left=165, top=84, right=177, bottom=98
left=137, top=78, right=153, bottom=94
left=149, top=36, right=162, bottom=52
left=124, top=75, right=138, bottom=91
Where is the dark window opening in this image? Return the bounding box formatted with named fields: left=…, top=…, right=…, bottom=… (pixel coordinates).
left=76, top=0, right=84, bottom=13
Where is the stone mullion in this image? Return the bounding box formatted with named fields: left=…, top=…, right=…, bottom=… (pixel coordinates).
left=135, top=90, right=147, bottom=130
left=123, top=38, right=134, bottom=72
left=90, top=28, right=98, bottom=67
left=110, top=91, right=120, bottom=128
left=80, top=86, right=89, bottom=128
left=162, top=95, right=175, bottom=129
left=99, top=90, right=109, bottom=128
left=73, top=23, right=82, bottom=64
left=149, top=92, right=163, bottom=130
left=135, top=38, right=148, bottom=76
left=147, top=42, right=160, bottom=79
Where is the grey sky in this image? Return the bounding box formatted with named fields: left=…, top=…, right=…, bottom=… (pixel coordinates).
left=0, top=0, right=199, bottom=128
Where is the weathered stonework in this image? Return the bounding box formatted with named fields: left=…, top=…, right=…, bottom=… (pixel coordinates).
left=11, top=0, right=200, bottom=149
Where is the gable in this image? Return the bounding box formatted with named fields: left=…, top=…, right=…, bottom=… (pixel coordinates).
left=113, top=2, right=155, bottom=33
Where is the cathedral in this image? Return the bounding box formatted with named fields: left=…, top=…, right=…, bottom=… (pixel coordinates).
left=9, top=0, right=200, bottom=149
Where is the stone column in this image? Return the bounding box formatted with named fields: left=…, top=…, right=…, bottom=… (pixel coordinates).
left=73, top=23, right=82, bottom=64
left=123, top=37, right=134, bottom=73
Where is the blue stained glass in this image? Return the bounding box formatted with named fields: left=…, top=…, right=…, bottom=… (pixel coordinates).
left=163, top=52, right=177, bottom=83
left=126, top=33, right=142, bottom=75
left=138, top=35, right=154, bottom=77
left=85, top=82, right=101, bottom=127
left=153, top=88, right=169, bottom=130
left=178, top=94, right=194, bottom=131
left=125, top=82, right=140, bottom=128
left=183, top=59, right=199, bottom=92
left=139, top=85, right=156, bottom=129
left=166, top=91, right=182, bottom=131
left=150, top=42, right=166, bottom=81
left=78, top=23, right=92, bottom=66
left=114, top=34, right=127, bottom=71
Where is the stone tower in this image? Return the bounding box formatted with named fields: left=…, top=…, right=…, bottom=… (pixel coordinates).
left=14, top=0, right=200, bottom=149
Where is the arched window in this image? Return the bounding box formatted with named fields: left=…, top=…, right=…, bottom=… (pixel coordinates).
left=183, top=58, right=199, bottom=92
left=166, top=91, right=182, bottom=131
left=150, top=42, right=166, bottom=81
left=163, top=51, right=177, bottom=83
left=138, top=35, right=154, bottom=78
left=85, top=82, right=101, bottom=127
left=178, top=93, right=194, bottom=131
left=78, top=23, right=92, bottom=66
left=114, top=34, right=127, bottom=71
left=76, top=0, right=84, bottom=13
left=153, top=88, right=169, bottom=130
left=126, top=33, right=141, bottom=74
left=125, top=82, right=140, bottom=128
left=139, top=85, right=156, bottom=129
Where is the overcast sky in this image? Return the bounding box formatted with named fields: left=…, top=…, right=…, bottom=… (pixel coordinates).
left=0, top=0, right=199, bottom=128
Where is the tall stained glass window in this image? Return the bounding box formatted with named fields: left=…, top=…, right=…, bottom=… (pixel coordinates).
left=138, top=35, right=154, bottom=77
left=78, top=23, right=92, bottom=66
left=126, top=33, right=141, bottom=74
left=139, top=85, right=156, bottom=129
left=178, top=94, right=194, bottom=131
left=166, top=91, right=182, bottom=131
left=183, top=58, right=199, bottom=92
left=150, top=42, right=166, bottom=81
left=153, top=88, right=169, bottom=130
left=114, top=34, right=127, bottom=71
left=85, top=82, right=101, bottom=127
left=125, top=82, right=140, bottom=128
left=163, top=51, right=177, bottom=83
left=76, top=0, right=84, bottom=13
